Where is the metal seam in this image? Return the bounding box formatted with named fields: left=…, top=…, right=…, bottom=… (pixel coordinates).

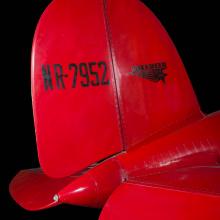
left=102, top=0, right=127, bottom=149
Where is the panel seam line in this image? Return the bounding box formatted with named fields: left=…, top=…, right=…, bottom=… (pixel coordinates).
left=102, top=0, right=127, bottom=149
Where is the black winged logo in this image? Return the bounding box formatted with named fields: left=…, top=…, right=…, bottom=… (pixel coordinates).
left=129, top=62, right=168, bottom=83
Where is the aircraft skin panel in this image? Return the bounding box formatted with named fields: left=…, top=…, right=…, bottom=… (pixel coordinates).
left=117, top=111, right=220, bottom=177
left=99, top=174, right=220, bottom=220
left=9, top=168, right=77, bottom=211
left=9, top=0, right=220, bottom=218
left=128, top=166, right=220, bottom=195
left=32, top=0, right=123, bottom=178
left=32, top=0, right=204, bottom=178
left=9, top=112, right=220, bottom=213
left=105, top=0, right=202, bottom=148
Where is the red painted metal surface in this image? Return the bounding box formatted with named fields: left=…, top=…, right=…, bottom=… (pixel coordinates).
left=9, top=0, right=220, bottom=219
left=10, top=112, right=220, bottom=211
left=9, top=169, right=77, bottom=210
left=106, top=0, right=202, bottom=148
left=9, top=158, right=123, bottom=209
left=32, top=0, right=123, bottom=178
left=57, top=158, right=122, bottom=207
left=99, top=182, right=220, bottom=220
left=32, top=0, right=203, bottom=179
left=128, top=166, right=220, bottom=195
left=117, top=112, right=220, bottom=178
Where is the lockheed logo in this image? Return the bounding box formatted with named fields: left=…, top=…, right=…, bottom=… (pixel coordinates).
left=129, top=62, right=167, bottom=83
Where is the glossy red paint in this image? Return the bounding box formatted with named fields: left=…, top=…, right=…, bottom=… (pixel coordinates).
left=128, top=166, right=220, bottom=195
left=57, top=158, right=122, bottom=208
left=10, top=112, right=220, bottom=211
left=117, top=112, right=220, bottom=178
left=9, top=169, right=77, bottom=210
left=32, top=0, right=123, bottom=178
left=9, top=0, right=220, bottom=219
left=32, top=0, right=203, bottom=179
left=105, top=0, right=202, bottom=148
left=99, top=182, right=220, bottom=220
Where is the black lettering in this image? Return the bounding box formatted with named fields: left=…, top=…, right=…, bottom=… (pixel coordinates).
left=79, top=63, right=90, bottom=87
left=69, top=64, right=78, bottom=88
left=41, top=61, right=110, bottom=90
left=89, top=62, right=100, bottom=86
left=54, top=64, right=67, bottom=89
left=99, top=62, right=109, bottom=85
left=42, top=64, right=53, bottom=90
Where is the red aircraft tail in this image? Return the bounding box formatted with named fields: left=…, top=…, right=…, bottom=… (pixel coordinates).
left=9, top=0, right=220, bottom=218
left=10, top=112, right=220, bottom=213
left=31, top=0, right=202, bottom=179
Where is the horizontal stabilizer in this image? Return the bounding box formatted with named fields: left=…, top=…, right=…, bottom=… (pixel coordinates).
left=9, top=169, right=77, bottom=210
left=129, top=166, right=220, bottom=195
